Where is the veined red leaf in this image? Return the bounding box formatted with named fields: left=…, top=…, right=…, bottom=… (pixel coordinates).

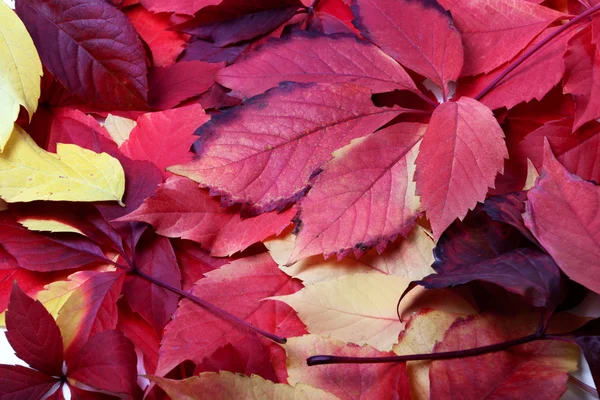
left=126, top=6, right=185, bottom=67
left=290, top=122, right=424, bottom=263
left=310, top=0, right=359, bottom=35
left=216, top=31, right=417, bottom=99
left=524, top=142, right=600, bottom=294
left=0, top=365, right=57, bottom=399
left=415, top=97, right=507, bottom=238
left=170, top=83, right=407, bottom=216
left=67, top=330, right=138, bottom=397
left=56, top=270, right=125, bottom=359
left=120, top=104, right=209, bottom=179
left=172, top=0, right=304, bottom=47
left=564, top=26, right=600, bottom=131
left=118, top=304, right=160, bottom=375
left=6, top=283, right=64, bottom=376
left=148, top=61, right=224, bottom=109
left=16, top=0, right=148, bottom=110
left=457, top=26, right=572, bottom=111
left=139, top=0, right=220, bottom=15
left=123, top=235, right=181, bottom=334
left=352, top=0, right=463, bottom=99
left=117, top=176, right=296, bottom=256
left=156, top=253, right=303, bottom=376
left=172, top=240, right=230, bottom=290
left=437, top=0, right=565, bottom=76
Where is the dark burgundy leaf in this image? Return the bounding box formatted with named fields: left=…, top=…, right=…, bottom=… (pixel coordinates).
left=483, top=192, right=538, bottom=244
left=179, top=39, right=247, bottom=64
left=0, top=365, right=57, bottom=399
left=574, top=336, right=600, bottom=391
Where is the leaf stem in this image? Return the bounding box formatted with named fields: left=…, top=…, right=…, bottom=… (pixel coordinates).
left=473, top=5, right=600, bottom=102
left=133, top=269, right=287, bottom=344
left=307, top=332, right=543, bottom=365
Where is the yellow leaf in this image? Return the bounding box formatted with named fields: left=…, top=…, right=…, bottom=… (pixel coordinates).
left=0, top=2, right=42, bottom=151
left=18, top=217, right=85, bottom=235
left=523, top=158, right=539, bottom=191
left=0, top=125, right=125, bottom=203
left=149, top=371, right=339, bottom=400
left=103, top=114, right=136, bottom=146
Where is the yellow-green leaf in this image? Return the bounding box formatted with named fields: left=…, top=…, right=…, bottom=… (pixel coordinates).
left=18, top=217, right=86, bottom=235
left=0, top=125, right=125, bottom=203
left=0, top=2, right=42, bottom=151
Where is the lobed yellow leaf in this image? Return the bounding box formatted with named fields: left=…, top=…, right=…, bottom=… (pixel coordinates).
left=149, top=371, right=339, bottom=400
left=0, top=2, right=42, bottom=151
left=0, top=125, right=125, bottom=203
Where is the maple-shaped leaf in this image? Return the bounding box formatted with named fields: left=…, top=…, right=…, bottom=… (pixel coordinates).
left=156, top=253, right=304, bottom=376
left=216, top=31, right=417, bottom=99
left=125, top=5, right=185, bottom=67
left=120, top=104, right=209, bottom=179
left=429, top=313, right=578, bottom=399
left=415, top=97, right=507, bottom=238
left=457, top=26, right=573, bottom=111
left=172, top=0, right=304, bottom=47
left=524, top=142, right=600, bottom=295
left=437, top=0, right=564, bottom=76
left=290, top=122, right=424, bottom=262
left=285, top=335, right=410, bottom=400
left=5, top=282, right=63, bottom=376
left=171, top=82, right=406, bottom=215
left=352, top=0, right=463, bottom=99
left=148, top=61, right=224, bottom=109
left=16, top=0, right=148, bottom=110
left=564, top=26, right=600, bottom=131
left=150, top=371, right=338, bottom=399
left=118, top=176, right=296, bottom=256
left=140, top=0, right=220, bottom=15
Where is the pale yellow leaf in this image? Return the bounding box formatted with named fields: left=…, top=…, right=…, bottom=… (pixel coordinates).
left=523, top=158, right=539, bottom=190
left=103, top=114, right=136, bottom=146
left=18, top=217, right=85, bottom=235
left=0, top=125, right=125, bottom=203
left=0, top=2, right=42, bottom=150
left=150, top=371, right=339, bottom=400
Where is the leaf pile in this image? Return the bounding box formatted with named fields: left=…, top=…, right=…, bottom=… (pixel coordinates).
left=1, top=0, right=600, bottom=398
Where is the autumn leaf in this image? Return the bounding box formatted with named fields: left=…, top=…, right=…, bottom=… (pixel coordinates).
left=0, top=1, right=42, bottom=151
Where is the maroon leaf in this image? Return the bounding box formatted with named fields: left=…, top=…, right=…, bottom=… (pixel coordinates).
left=352, top=0, right=463, bottom=98
left=483, top=192, right=538, bottom=244
left=290, top=122, right=425, bottom=262
left=170, top=82, right=407, bottom=216
left=6, top=283, right=63, bottom=376
left=216, top=31, right=417, bottom=99
left=118, top=305, right=160, bottom=375
left=179, top=38, right=247, bottom=64
left=140, top=0, right=222, bottom=16
left=172, top=0, right=304, bottom=47
left=16, top=0, right=148, bottom=110
left=574, top=336, right=600, bottom=391
left=67, top=330, right=138, bottom=397
left=0, top=365, right=57, bottom=399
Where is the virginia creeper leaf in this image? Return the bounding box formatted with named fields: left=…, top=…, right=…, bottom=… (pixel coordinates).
left=415, top=97, right=507, bottom=238
left=170, top=82, right=406, bottom=215
left=524, top=142, right=600, bottom=294
left=117, top=305, right=160, bottom=375
left=16, top=0, right=148, bottom=110
left=0, top=1, right=42, bottom=151
left=179, top=38, right=248, bottom=64
left=0, top=365, right=57, bottom=399
left=352, top=0, right=463, bottom=98
left=216, top=31, right=417, bottom=99
left=437, top=0, right=565, bottom=76
left=290, top=122, right=424, bottom=262
left=483, top=192, right=537, bottom=244
left=103, top=114, right=136, bottom=147
left=139, top=0, right=220, bottom=15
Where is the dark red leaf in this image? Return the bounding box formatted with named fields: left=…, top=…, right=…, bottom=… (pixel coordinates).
left=6, top=283, right=63, bottom=376
left=118, top=305, right=160, bottom=375
left=172, top=240, right=229, bottom=290
left=0, top=365, right=57, bottom=400
left=140, top=0, right=220, bottom=15
left=178, top=38, right=247, bottom=64
left=483, top=192, right=538, bottom=244
left=574, top=336, right=600, bottom=394
left=16, top=0, right=148, bottom=110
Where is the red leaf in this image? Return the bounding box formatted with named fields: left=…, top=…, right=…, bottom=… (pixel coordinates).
left=148, top=61, right=224, bottom=109
left=172, top=0, right=304, bottom=47
left=0, top=365, right=57, bottom=399
left=352, top=0, right=463, bottom=98
left=457, top=26, right=572, bottom=111
left=57, top=271, right=125, bottom=359
left=117, top=176, right=296, bottom=257
left=120, top=104, right=210, bottom=179
left=215, top=31, right=417, bottom=99
left=140, top=0, right=221, bottom=15
left=564, top=26, right=600, bottom=131
left=415, top=97, right=507, bottom=238
left=126, top=6, right=185, bottom=67
left=179, top=38, right=247, bottom=64
left=574, top=336, right=600, bottom=390
left=156, top=253, right=303, bottom=376
left=0, top=212, right=108, bottom=272
left=290, top=122, right=425, bottom=262
left=172, top=240, right=229, bottom=290
left=524, top=142, right=600, bottom=294
left=16, top=0, right=148, bottom=110
left=67, top=330, right=138, bottom=397
left=170, top=83, right=406, bottom=215
left=6, top=283, right=63, bottom=376
left=118, top=305, right=160, bottom=375
left=123, top=235, right=181, bottom=334
left=437, top=0, right=565, bottom=76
